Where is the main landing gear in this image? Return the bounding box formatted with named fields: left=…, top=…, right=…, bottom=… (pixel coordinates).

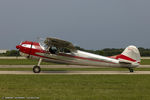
left=33, top=58, right=42, bottom=73
left=128, top=68, right=134, bottom=73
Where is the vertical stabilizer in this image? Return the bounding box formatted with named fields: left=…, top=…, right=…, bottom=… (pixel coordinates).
left=117, top=45, right=141, bottom=65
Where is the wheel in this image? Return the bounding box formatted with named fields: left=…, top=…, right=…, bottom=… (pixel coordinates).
left=33, top=66, right=41, bottom=73
left=129, top=68, right=134, bottom=73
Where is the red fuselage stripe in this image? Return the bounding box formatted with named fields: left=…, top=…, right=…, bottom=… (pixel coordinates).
left=116, top=54, right=136, bottom=62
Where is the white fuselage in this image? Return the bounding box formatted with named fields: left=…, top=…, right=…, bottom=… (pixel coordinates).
left=18, top=41, right=139, bottom=68
left=26, top=50, right=136, bottom=68
left=17, top=40, right=140, bottom=73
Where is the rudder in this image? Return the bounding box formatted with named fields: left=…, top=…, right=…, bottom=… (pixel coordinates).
left=117, top=45, right=141, bottom=65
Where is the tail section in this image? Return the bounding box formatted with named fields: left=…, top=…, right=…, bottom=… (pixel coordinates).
left=116, top=45, right=141, bottom=66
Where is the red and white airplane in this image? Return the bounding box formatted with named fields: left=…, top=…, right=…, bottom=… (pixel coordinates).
left=16, top=37, right=141, bottom=73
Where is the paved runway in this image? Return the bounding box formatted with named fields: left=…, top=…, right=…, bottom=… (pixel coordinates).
left=0, top=71, right=150, bottom=75
left=0, top=65, right=150, bottom=75
left=0, top=65, right=149, bottom=68
left=0, top=57, right=26, bottom=59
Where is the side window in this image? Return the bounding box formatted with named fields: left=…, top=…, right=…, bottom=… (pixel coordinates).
left=49, top=46, right=58, bottom=54
left=64, top=48, right=71, bottom=53
left=59, top=48, right=64, bottom=53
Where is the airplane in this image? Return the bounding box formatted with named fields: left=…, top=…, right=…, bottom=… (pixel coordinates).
left=16, top=37, right=141, bottom=73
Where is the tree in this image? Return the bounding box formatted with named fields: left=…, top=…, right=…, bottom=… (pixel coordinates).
left=5, top=50, right=20, bottom=56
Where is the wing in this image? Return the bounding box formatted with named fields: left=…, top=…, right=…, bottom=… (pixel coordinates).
left=44, top=37, right=77, bottom=52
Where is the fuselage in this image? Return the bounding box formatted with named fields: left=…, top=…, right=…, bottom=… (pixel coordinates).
left=16, top=41, right=139, bottom=68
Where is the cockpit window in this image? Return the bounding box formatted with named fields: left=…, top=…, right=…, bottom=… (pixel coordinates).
left=49, top=46, right=58, bottom=54
left=39, top=37, right=76, bottom=54
left=64, top=48, right=71, bottom=53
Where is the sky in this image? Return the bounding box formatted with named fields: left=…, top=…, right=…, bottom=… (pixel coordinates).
left=0, top=0, right=150, bottom=50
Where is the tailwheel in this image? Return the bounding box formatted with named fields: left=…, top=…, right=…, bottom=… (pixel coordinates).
left=33, top=66, right=41, bottom=73
left=128, top=68, right=134, bottom=73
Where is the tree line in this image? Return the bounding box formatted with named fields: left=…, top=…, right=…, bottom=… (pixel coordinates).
left=0, top=47, right=150, bottom=56
left=76, top=46, right=150, bottom=57
left=0, top=50, right=20, bottom=56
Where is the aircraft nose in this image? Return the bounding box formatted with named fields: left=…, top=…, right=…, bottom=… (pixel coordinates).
left=16, top=45, right=21, bottom=49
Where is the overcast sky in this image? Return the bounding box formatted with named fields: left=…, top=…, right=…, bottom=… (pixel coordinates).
left=0, top=0, right=150, bottom=50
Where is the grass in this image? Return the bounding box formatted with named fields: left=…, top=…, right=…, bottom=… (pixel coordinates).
left=140, top=59, right=150, bottom=65
left=0, top=59, right=149, bottom=100
left=0, top=59, right=149, bottom=65
left=0, top=75, right=150, bottom=100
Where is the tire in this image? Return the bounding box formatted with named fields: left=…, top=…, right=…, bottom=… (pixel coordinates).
left=33, top=66, right=41, bottom=73
left=129, top=68, right=134, bottom=73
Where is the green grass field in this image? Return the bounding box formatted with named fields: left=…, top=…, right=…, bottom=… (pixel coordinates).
left=0, top=75, right=150, bottom=100
left=0, top=59, right=150, bottom=100
left=140, top=59, right=150, bottom=65
left=0, top=59, right=149, bottom=65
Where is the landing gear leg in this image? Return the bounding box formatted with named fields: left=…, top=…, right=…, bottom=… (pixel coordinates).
left=33, top=58, right=42, bottom=73
left=128, top=68, right=134, bottom=73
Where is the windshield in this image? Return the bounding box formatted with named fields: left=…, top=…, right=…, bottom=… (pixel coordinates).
left=38, top=38, right=48, bottom=50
